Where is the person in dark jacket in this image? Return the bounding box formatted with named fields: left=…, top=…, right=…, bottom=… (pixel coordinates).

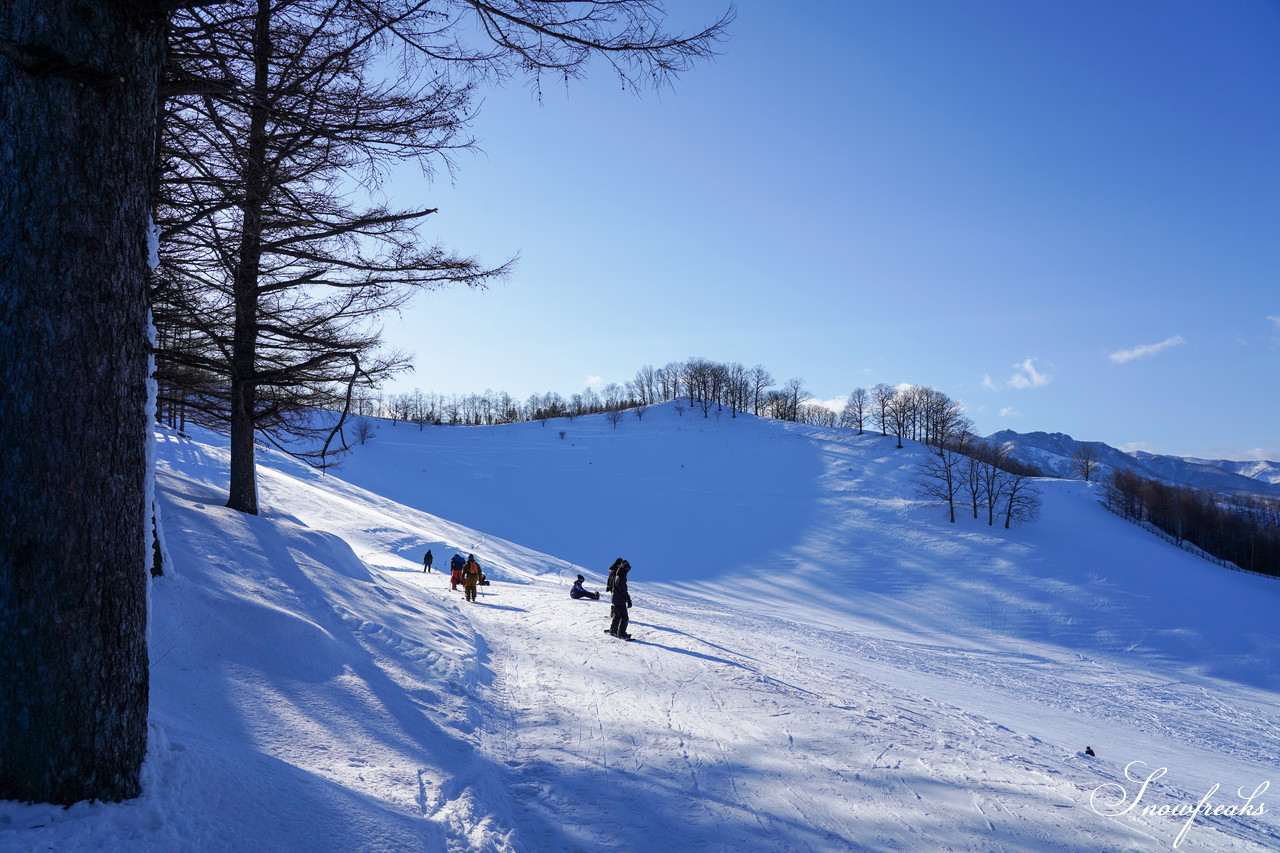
left=609, top=562, right=633, bottom=639
left=605, top=557, right=623, bottom=593
left=449, top=553, right=465, bottom=590
left=570, top=575, right=600, bottom=600
left=423, top=549, right=433, bottom=573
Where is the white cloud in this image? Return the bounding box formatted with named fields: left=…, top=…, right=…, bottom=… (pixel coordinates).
left=1108, top=334, right=1186, bottom=364
left=584, top=375, right=604, bottom=390
left=999, top=406, right=1019, bottom=417
left=1268, top=315, right=1280, bottom=329
left=1008, top=357, right=1052, bottom=390
left=982, top=359, right=1050, bottom=391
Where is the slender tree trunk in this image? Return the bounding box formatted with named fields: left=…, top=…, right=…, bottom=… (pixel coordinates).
left=0, top=0, right=164, bottom=803
left=225, top=0, right=272, bottom=515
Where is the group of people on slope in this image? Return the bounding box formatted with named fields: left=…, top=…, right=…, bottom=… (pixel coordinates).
left=422, top=549, right=487, bottom=602
left=426, top=546, right=631, bottom=631
left=571, top=557, right=634, bottom=640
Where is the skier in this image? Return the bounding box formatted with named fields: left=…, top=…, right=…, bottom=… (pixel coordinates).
left=462, top=553, right=482, bottom=602
left=570, top=575, right=600, bottom=600
left=423, top=549, right=433, bottom=573
left=449, top=553, right=465, bottom=590
left=608, top=562, right=633, bottom=639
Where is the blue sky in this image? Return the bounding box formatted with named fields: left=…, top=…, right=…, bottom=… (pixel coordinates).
left=379, top=0, right=1279, bottom=461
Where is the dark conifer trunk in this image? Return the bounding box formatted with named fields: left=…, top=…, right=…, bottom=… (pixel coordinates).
left=224, top=0, right=274, bottom=516
left=0, top=0, right=165, bottom=804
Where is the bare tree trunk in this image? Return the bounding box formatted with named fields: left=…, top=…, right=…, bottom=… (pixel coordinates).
left=225, top=0, right=272, bottom=515
left=0, top=0, right=165, bottom=803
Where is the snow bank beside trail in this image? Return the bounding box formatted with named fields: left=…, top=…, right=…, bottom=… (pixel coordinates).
left=0, top=431, right=510, bottom=852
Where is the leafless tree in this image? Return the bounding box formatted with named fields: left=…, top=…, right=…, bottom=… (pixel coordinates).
left=155, top=0, right=509, bottom=513
left=871, top=383, right=895, bottom=436
left=723, top=362, right=750, bottom=416
left=748, top=365, right=774, bottom=415
left=776, top=378, right=809, bottom=422
left=632, top=364, right=659, bottom=405
left=799, top=402, right=837, bottom=427
left=156, top=0, right=730, bottom=514
left=968, top=442, right=1043, bottom=528
left=911, top=386, right=966, bottom=446
left=998, top=471, right=1042, bottom=529
left=659, top=361, right=684, bottom=402
left=887, top=387, right=912, bottom=449
left=425, top=0, right=733, bottom=89
left=1072, top=442, right=1103, bottom=482
left=962, top=451, right=986, bottom=520
left=603, top=382, right=628, bottom=411
left=974, top=443, right=1009, bottom=526
left=684, top=357, right=717, bottom=416
left=411, top=390, right=434, bottom=430
left=353, top=417, right=378, bottom=445
left=914, top=404, right=973, bottom=522
left=841, top=387, right=868, bottom=434
left=917, top=444, right=966, bottom=523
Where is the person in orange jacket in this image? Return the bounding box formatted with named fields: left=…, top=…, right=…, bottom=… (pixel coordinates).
left=462, top=553, right=482, bottom=602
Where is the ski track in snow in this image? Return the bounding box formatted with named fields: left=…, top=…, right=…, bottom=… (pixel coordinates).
left=453, top=577, right=1278, bottom=852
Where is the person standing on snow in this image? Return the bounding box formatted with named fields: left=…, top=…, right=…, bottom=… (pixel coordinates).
left=570, top=575, right=600, bottom=600
left=450, top=553, right=465, bottom=590
left=423, top=549, right=433, bottom=573
left=605, top=557, right=624, bottom=593
left=463, top=553, right=482, bottom=602
left=608, top=562, right=633, bottom=639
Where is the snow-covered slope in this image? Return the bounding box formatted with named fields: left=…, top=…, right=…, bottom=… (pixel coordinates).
left=3, top=403, right=1278, bottom=852
left=987, top=429, right=1280, bottom=497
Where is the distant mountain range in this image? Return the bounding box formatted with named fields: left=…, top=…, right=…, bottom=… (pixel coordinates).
left=985, top=430, right=1280, bottom=498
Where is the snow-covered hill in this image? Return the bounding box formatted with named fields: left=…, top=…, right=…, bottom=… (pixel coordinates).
left=986, top=429, right=1280, bottom=497
left=3, top=403, right=1278, bottom=852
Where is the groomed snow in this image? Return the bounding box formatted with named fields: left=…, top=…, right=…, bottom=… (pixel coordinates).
left=3, top=402, right=1277, bottom=852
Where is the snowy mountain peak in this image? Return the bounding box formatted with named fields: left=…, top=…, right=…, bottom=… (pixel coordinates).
left=986, top=428, right=1280, bottom=497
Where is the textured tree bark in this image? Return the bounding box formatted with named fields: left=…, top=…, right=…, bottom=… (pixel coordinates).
left=0, top=0, right=164, bottom=804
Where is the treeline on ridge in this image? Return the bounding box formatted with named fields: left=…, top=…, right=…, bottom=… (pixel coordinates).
left=352, top=357, right=1001, bottom=447
left=1104, top=470, right=1280, bottom=578
left=353, top=356, right=1048, bottom=529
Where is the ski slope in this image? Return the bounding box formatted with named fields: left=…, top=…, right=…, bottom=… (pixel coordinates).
left=3, top=403, right=1277, bottom=852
